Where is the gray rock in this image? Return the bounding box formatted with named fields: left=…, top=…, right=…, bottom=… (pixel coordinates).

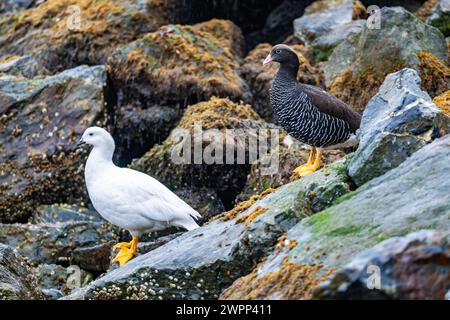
left=223, top=134, right=450, bottom=299
left=313, top=230, right=450, bottom=300
left=310, top=20, right=365, bottom=62
left=0, top=55, right=49, bottom=78
left=427, top=0, right=450, bottom=36
left=32, top=204, right=104, bottom=224
left=0, top=243, right=44, bottom=300
left=325, top=6, right=448, bottom=86
left=0, top=219, right=115, bottom=265
left=293, top=0, right=359, bottom=44
left=348, top=68, right=450, bottom=186
left=0, top=65, right=106, bottom=223
left=72, top=243, right=112, bottom=273
left=35, top=263, right=93, bottom=296
left=67, top=161, right=351, bottom=300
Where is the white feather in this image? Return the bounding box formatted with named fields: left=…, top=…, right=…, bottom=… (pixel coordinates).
left=81, top=127, right=200, bottom=237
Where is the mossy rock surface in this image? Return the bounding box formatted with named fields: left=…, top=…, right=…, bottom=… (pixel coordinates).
left=0, top=65, right=106, bottom=223
left=67, top=159, right=351, bottom=300
left=0, top=0, right=176, bottom=71
left=325, top=6, right=448, bottom=111
left=108, top=19, right=249, bottom=163
left=427, top=0, right=450, bottom=36
left=131, top=97, right=272, bottom=213
left=231, top=135, right=450, bottom=299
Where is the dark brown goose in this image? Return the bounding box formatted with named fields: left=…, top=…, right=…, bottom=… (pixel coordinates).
left=263, top=44, right=361, bottom=177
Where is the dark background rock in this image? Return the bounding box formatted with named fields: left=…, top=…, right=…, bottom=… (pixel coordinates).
left=0, top=65, right=106, bottom=223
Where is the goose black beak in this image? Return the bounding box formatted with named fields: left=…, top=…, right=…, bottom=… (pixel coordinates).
left=263, top=54, right=273, bottom=65
left=76, top=139, right=86, bottom=148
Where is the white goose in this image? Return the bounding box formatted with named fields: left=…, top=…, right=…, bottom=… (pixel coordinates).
left=77, top=127, right=200, bottom=266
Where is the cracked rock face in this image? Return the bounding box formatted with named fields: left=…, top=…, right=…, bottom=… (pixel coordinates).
left=313, top=230, right=450, bottom=300
left=348, top=68, right=450, bottom=186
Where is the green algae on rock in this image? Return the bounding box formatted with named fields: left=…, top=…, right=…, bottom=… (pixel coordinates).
left=65, top=160, right=351, bottom=300
left=233, top=134, right=450, bottom=300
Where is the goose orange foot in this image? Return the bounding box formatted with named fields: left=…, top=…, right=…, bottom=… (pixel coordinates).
left=292, top=147, right=323, bottom=178
left=112, top=236, right=139, bottom=266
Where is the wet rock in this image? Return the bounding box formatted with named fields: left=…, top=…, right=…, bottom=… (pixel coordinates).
left=71, top=243, right=112, bottom=273
left=0, top=243, right=44, bottom=300
left=108, top=20, right=249, bottom=163
left=0, top=65, right=106, bottom=223
left=0, top=0, right=175, bottom=72
left=31, top=204, right=103, bottom=224
left=313, top=230, right=450, bottom=300
left=0, top=218, right=115, bottom=265
left=35, top=263, right=93, bottom=296
left=293, top=0, right=366, bottom=44
left=0, top=55, right=49, bottom=78
left=325, top=6, right=448, bottom=111
left=67, top=161, right=351, bottom=300
left=240, top=43, right=323, bottom=121
left=228, top=134, right=450, bottom=299
left=348, top=68, right=450, bottom=186
left=131, top=97, right=272, bottom=211
left=427, top=0, right=450, bottom=36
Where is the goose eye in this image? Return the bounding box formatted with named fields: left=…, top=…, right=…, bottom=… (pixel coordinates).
left=275, top=49, right=281, bottom=54
left=89, top=133, right=94, bottom=136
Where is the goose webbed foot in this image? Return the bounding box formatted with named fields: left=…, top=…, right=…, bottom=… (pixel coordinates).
left=112, top=236, right=139, bottom=266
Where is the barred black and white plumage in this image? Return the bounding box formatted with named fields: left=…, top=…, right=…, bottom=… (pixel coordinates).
left=263, top=44, right=361, bottom=177
left=271, top=73, right=353, bottom=148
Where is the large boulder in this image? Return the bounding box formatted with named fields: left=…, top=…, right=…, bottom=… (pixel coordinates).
left=0, top=0, right=176, bottom=72
left=0, top=243, right=44, bottom=299
left=65, top=160, right=351, bottom=300
left=427, top=0, right=450, bottom=36
left=107, top=20, right=250, bottom=164
left=0, top=65, right=106, bottom=223
left=222, top=134, right=450, bottom=299
left=325, top=6, right=448, bottom=111
left=313, top=230, right=450, bottom=300
left=240, top=43, right=323, bottom=121
left=348, top=68, right=450, bottom=186
left=131, top=97, right=272, bottom=212
left=293, top=0, right=366, bottom=44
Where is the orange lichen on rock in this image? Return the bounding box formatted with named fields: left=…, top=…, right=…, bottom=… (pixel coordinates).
left=220, top=256, right=335, bottom=300
left=352, top=0, right=366, bottom=19
left=235, top=206, right=268, bottom=226
left=433, top=90, right=450, bottom=116
left=414, top=0, right=439, bottom=21
left=223, top=188, right=276, bottom=221
left=108, top=20, right=247, bottom=106
left=179, top=97, right=260, bottom=131
left=0, top=0, right=167, bottom=71
left=417, top=52, right=450, bottom=98
left=329, top=51, right=449, bottom=111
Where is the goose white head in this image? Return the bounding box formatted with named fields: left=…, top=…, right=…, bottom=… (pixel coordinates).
left=77, top=127, right=115, bottom=158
